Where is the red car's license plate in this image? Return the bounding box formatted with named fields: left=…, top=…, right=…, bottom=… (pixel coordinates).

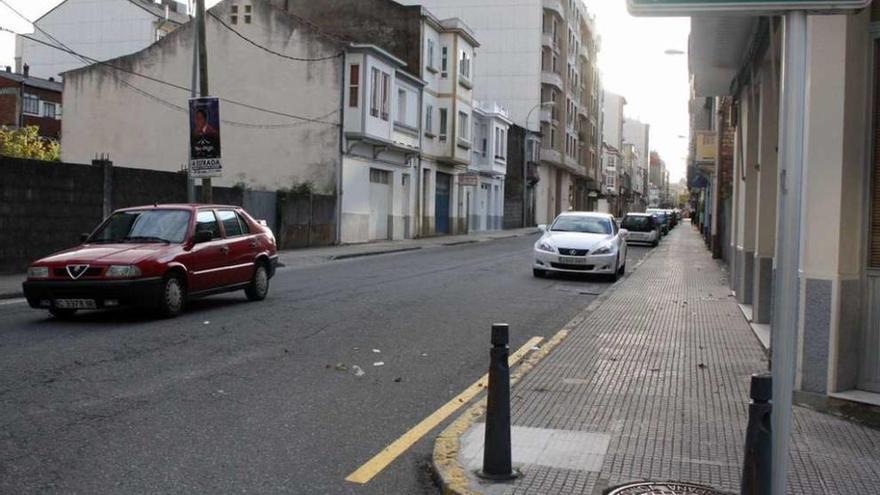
left=55, top=299, right=97, bottom=309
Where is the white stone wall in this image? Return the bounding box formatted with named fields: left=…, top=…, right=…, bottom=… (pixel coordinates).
left=61, top=1, right=342, bottom=192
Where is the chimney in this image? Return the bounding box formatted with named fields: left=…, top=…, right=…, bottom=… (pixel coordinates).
left=4, top=66, right=10, bottom=72
left=48, top=77, right=54, bottom=82
left=23, top=63, right=29, bottom=77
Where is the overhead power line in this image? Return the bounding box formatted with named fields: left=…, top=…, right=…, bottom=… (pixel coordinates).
left=208, top=11, right=343, bottom=62
left=2, top=28, right=340, bottom=127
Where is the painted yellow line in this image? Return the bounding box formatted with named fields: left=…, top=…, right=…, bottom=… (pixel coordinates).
left=344, top=335, right=545, bottom=484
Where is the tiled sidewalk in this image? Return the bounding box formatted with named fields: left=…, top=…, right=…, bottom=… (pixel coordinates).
left=452, top=224, right=880, bottom=494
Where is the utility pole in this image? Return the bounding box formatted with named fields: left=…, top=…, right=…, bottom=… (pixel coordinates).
left=196, top=0, right=212, bottom=204
left=187, top=0, right=198, bottom=203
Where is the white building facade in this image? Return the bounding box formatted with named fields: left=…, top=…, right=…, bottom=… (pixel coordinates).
left=341, top=45, right=424, bottom=243
left=396, top=0, right=603, bottom=225
left=468, top=101, right=512, bottom=232
left=15, top=0, right=189, bottom=80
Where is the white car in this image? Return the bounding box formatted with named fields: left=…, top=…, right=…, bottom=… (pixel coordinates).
left=620, top=213, right=661, bottom=247
left=533, top=212, right=629, bottom=280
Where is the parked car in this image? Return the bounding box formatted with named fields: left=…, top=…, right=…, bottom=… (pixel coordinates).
left=620, top=213, right=661, bottom=247
left=23, top=204, right=278, bottom=318
left=533, top=212, right=628, bottom=281
left=646, top=209, right=670, bottom=235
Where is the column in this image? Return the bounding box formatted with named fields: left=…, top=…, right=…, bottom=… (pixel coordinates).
left=736, top=83, right=759, bottom=305
left=796, top=12, right=870, bottom=394
left=753, top=55, right=780, bottom=324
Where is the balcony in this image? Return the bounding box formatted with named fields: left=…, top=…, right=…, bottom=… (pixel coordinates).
left=472, top=157, right=507, bottom=177
left=542, top=0, right=564, bottom=19
left=542, top=32, right=557, bottom=51
left=541, top=71, right=564, bottom=91
left=540, top=148, right=563, bottom=167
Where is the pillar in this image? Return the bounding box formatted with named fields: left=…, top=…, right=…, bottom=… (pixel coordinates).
left=753, top=53, right=780, bottom=325
left=796, top=12, right=870, bottom=394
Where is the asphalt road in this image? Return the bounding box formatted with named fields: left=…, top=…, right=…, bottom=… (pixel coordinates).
left=0, top=235, right=652, bottom=494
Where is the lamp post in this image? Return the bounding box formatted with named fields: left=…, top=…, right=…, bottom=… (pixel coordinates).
left=522, top=101, right=554, bottom=227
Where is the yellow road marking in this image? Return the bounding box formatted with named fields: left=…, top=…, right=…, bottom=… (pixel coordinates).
left=344, top=335, right=545, bottom=484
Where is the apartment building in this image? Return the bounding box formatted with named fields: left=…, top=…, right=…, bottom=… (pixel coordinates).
left=395, top=0, right=603, bottom=223
left=0, top=66, right=63, bottom=139
left=469, top=101, right=512, bottom=232
left=689, top=5, right=880, bottom=406
left=287, top=0, right=479, bottom=237
left=15, top=0, right=189, bottom=80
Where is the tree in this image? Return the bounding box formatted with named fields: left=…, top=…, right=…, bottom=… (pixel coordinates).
left=0, top=126, right=60, bottom=161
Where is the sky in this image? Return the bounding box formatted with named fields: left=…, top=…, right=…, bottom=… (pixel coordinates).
left=589, top=2, right=691, bottom=182
left=0, top=0, right=691, bottom=181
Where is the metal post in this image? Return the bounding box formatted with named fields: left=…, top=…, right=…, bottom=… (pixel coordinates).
left=770, top=11, right=807, bottom=495
left=187, top=3, right=198, bottom=204
left=741, top=373, right=772, bottom=495
left=196, top=0, right=212, bottom=204
left=479, top=323, right=518, bottom=481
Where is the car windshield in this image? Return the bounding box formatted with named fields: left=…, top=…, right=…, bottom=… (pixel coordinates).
left=89, top=209, right=191, bottom=244
left=550, top=216, right=612, bottom=235
left=621, top=216, right=653, bottom=231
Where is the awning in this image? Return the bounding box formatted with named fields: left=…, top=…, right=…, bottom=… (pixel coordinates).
left=689, top=16, right=759, bottom=96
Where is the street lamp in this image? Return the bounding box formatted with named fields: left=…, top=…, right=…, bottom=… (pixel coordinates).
left=522, top=101, right=555, bottom=227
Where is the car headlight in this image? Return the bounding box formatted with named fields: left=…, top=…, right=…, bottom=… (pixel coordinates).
left=27, top=266, right=50, bottom=279
left=592, top=244, right=615, bottom=255
left=536, top=240, right=555, bottom=253
left=105, top=265, right=142, bottom=278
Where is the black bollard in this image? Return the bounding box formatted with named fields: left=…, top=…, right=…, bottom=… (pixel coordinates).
left=478, top=323, right=518, bottom=480
left=741, top=373, right=772, bottom=495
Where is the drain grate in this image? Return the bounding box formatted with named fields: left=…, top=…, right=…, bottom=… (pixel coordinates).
left=606, top=481, right=732, bottom=495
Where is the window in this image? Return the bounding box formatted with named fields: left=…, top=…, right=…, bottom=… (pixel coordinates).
left=481, top=136, right=488, bottom=156
left=381, top=73, right=390, bottom=121
left=550, top=90, right=558, bottom=121
left=426, top=104, right=433, bottom=134
left=217, top=210, right=244, bottom=237
left=458, top=111, right=469, bottom=141
left=441, top=46, right=448, bottom=77
left=551, top=126, right=557, bottom=148
left=370, top=68, right=380, bottom=117
left=871, top=40, right=880, bottom=267
left=230, top=4, right=238, bottom=24
left=494, top=128, right=501, bottom=156
left=397, top=89, right=406, bottom=123
left=427, top=39, right=435, bottom=70
left=236, top=212, right=251, bottom=234
left=370, top=168, right=391, bottom=184
left=459, top=51, right=470, bottom=79
left=439, top=108, right=448, bottom=141
left=244, top=4, right=251, bottom=24
left=196, top=211, right=221, bottom=240
left=43, top=102, right=56, bottom=119
left=349, top=64, right=360, bottom=108
left=22, top=94, right=39, bottom=115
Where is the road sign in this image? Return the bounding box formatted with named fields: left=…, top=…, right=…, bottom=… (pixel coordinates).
left=459, top=173, right=479, bottom=187
left=627, top=0, right=871, bottom=15
left=189, top=97, right=222, bottom=178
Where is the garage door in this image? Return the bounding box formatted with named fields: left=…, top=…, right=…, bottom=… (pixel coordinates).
left=369, top=169, right=391, bottom=240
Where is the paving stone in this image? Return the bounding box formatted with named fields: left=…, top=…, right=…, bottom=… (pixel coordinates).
left=460, top=225, right=880, bottom=494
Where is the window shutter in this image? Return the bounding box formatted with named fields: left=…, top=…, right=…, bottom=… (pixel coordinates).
left=872, top=41, right=880, bottom=267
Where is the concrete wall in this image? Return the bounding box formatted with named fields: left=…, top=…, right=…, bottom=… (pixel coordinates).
left=61, top=0, right=342, bottom=193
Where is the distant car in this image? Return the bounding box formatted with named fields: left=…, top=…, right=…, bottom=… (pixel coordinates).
left=23, top=204, right=278, bottom=318
left=646, top=209, right=670, bottom=235
left=620, top=213, right=661, bottom=247
left=533, top=212, right=628, bottom=281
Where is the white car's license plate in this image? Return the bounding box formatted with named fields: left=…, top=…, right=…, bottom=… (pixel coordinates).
left=558, top=256, right=588, bottom=265
left=55, top=299, right=97, bottom=309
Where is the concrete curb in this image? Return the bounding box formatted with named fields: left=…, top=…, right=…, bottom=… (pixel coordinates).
left=329, top=246, right=423, bottom=261
left=431, top=241, right=662, bottom=495
left=0, top=291, right=22, bottom=300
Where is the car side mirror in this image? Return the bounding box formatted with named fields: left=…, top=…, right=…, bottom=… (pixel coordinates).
left=80, top=233, right=90, bottom=243
left=192, top=231, right=213, bottom=244
left=537, top=224, right=547, bottom=232
left=619, top=228, right=629, bottom=238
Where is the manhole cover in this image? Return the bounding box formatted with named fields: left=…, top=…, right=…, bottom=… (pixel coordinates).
left=607, top=481, right=731, bottom=495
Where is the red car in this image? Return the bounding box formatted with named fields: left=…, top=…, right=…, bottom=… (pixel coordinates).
left=22, top=204, right=278, bottom=318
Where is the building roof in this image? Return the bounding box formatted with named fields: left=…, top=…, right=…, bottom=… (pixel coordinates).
left=0, top=70, right=63, bottom=92
left=34, top=0, right=189, bottom=26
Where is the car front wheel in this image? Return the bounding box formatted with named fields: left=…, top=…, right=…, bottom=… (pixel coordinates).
left=245, top=262, right=270, bottom=301
left=158, top=274, right=185, bottom=318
